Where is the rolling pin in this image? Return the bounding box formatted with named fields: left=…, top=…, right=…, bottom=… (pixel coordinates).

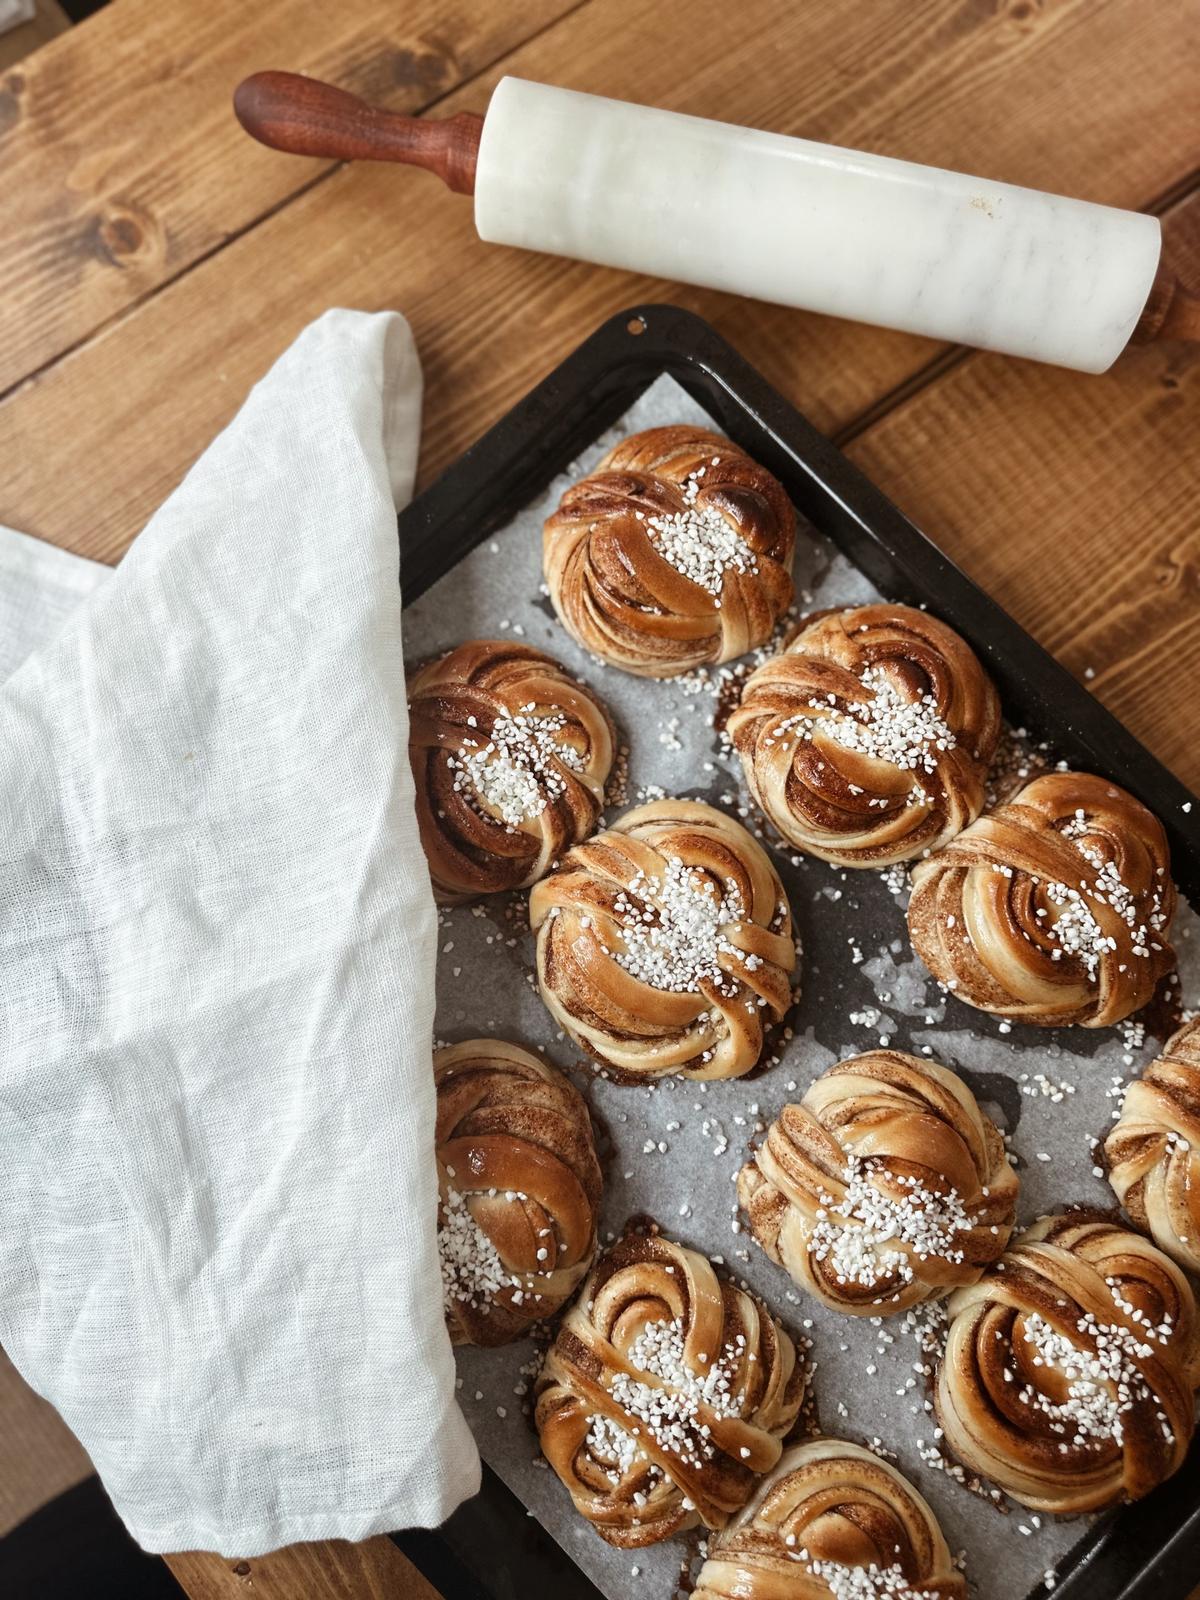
left=233, top=71, right=1199, bottom=373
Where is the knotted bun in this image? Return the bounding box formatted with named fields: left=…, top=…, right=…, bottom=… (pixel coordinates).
left=408, top=640, right=615, bottom=903
left=1106, top=1019, right=1200, bottom=1273
left=435, top=1039, right=602, bottom=1345
left=936, top=1212, right=1200, bottom=1513
left=529, top=798, right=796, bottom=1082
left=739, top=1051, right=1017, bottom=1316
left=728, top=605, right=1000, bottom=867
left=908, top=771, right=1175, bottom=1027
left=535, top=1231, right=806, bottom=1546
left=694, top=1438, right=965, bottom=1600
left=543, top=425, right=795, bottom=676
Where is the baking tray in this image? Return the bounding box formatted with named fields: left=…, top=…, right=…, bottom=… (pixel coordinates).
left=390, top=305, right=1200, bottom=1600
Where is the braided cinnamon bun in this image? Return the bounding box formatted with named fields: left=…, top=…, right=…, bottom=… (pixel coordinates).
left=738, top=1051, right=1017, bottom=1316
left=435, top=1039, right=602, bottom=1346
left=529, top=798, right=796, bottom=1082
left=1105, top=1020, right=1200, bottom=1273
left=543, top=425, right=795, bottom=676
left=535, top=1231, right=806, bottom=1546
left=408, top=640, right=615, bottom=903
left=694, top=1439, right=965, bottom=1600
left=726, top=605, right=1000, bottom=867
left=908, top=771, right=1176, bottom=1027
left=936, top=1212, right=1200, bottom=1513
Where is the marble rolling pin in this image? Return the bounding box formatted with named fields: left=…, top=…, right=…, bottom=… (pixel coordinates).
left=234, top=72, right=1198, bottom=373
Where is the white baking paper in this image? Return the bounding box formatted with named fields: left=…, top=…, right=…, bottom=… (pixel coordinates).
left=404, top=375, right=1199, bottom=1600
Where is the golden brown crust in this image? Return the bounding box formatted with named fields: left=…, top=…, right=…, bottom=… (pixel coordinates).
left=1105, top=1019, right=1200, bottom=1272
left=908, top=771, right=1176, bottom=1027
left=738, top=1051, right=1017, bottom=1317
left=529, top=798, right=796, bottom=1082
left=435, top=1039, right=602, bottom=1346
left=727, top=605, right=1000, bottom=868
left=408, top=639, right=615, bottom=904
left=534, top=1232, right=806, bottom=1547
left=694, top=1438, right=966, bottom=1600
left=543, top=425, right=795, bottom=677
left=936, top=1213, right=1200, bottom=1514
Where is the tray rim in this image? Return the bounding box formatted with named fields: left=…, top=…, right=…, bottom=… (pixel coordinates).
left=392, top=303, right=1200, bottom=1600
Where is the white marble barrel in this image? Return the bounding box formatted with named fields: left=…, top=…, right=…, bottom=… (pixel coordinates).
left=474, top=77, right=1161, bottom=373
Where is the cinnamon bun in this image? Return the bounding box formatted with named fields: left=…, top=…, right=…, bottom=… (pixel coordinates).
left=694, top=1438, right=965, bottom=1600
left=535, top=1231, right=806, bottom=1545
left=530, top=798, right=796, bottom=1081
left=409, top=639, right=615, bottom=903
left=543, top=425, right=795, bottom=676
left=727, top=605, right=1000, bottom=867
left=436, top=1038, right=601, bottom=1345
left=1105, top=1019, right=1200, bottom=1273
left=739, top=1051, right=1016, bottom=1316
left=908, top=771, right=1175, bottom=1027
left=936, top=1212, right=1200, bottom=1512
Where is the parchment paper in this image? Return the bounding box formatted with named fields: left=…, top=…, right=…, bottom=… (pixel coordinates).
left=404, top=376, right=1200, bottom=1600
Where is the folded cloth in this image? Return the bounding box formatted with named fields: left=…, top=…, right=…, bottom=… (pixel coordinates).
left=0, top=524, right=108, bottom=681
left=0, top=310, right=480, bottom=1555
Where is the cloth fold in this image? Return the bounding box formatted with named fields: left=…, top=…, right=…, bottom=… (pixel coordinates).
left=0, top=309, right=480, bottom=1555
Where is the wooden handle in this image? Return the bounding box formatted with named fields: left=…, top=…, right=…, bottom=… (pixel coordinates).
left=233, top=71, right=482, bottom=194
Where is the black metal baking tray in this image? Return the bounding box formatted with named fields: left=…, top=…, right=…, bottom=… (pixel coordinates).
left=391, top=305, right=1200, bottom=1600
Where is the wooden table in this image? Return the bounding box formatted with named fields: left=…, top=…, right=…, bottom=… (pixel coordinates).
left=1, top=0, right=1197, bottom=1595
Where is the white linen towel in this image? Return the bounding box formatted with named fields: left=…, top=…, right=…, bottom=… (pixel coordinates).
left=0, top=309, right=480, bottom=1555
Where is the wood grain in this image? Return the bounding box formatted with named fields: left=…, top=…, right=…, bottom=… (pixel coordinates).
left=0, top=0, right=580, bottom=394
left=1, top=0, right=1197, bottom=564
left=846, top=189, right=1200, bottom=792
left=165, top=1536, right=440, bottom=1600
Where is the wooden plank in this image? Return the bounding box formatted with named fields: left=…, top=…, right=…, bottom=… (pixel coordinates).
left=845, top=190, right=1200, bottom=791
left=0, top=1347, right=91, bottom=1537
left=0, top=0, right=581, bottom=393
left=0, top=0, right=1195, bottom=564
left=165, top=1536, right=440, bottom=1600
